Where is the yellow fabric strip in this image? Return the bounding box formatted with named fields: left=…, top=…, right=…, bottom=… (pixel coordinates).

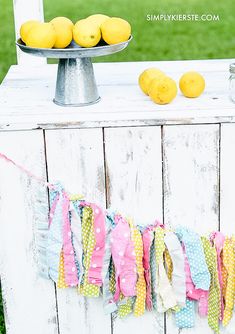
left=57, top=251, right=68, bottom=289
left=128, top=219, right=146, bottom=317
left=79, top=206, right=100, bottom=297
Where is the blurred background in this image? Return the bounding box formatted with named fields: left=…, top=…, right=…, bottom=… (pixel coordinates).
left=0, top=0, right=235, bottom=84
left=0, top=0, right=234, bottom=332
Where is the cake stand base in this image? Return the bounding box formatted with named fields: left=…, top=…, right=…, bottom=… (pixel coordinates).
left=54, top=57, right=100, bottom=107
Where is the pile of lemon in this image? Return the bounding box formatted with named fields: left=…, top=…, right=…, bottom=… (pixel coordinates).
left=20, top=14, right=131, bottom=49
left=139, top=68, right=205, bottom=104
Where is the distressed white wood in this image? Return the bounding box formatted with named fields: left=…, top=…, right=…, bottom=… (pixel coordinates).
left=0, top=59, right=235, bottom=130
left=45, top=129, right=111, bottom=334
left=220, top=124, right=235, bottom=334
left=220, top=124, right=235, bottom=235
left=13, top=0, right=45, bottom=65
left=0, top=130, right=58, bottom=334
left=163, top=124, right=220, bottom=334
left=221, top=125, right=235, bottom=334
left=104, top=127, right=164, bottom=334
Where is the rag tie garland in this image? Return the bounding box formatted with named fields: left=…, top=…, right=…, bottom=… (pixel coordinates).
left=41, top=183, right=235, bottom=334
left=0, top=152, right=234, bottom=334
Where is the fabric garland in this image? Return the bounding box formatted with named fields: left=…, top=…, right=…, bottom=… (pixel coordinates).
left=1, top=152, right=235, bottom=334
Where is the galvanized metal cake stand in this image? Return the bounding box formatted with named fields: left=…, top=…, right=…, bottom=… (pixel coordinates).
left=16, top=37, right=132, bottom=106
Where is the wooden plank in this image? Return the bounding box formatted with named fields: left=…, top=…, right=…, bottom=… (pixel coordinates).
left=220, top=123, right=235, bottom=333
left=13, top=0, right=46, bottom=65
left=104, top=126, right=164, bottom=334
left=220, top=124, right=235, bottom=235
left=0, top=59, right=234, bottom=130
left=45, top=128, right=111, bottom=334
left=163, top=124, right=220, bottom=334
left=0, top=130, right=58, bottom=334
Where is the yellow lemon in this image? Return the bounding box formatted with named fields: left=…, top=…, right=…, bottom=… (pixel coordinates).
left=87, top=14, right=109, bottom=27
left=73, top=19, right=101, bottom=48
left=148, top=76, right=177, bottom=104
left=51, top=17, right=73, bottom=48
left=101, top=17, right=131, bottom=45
left=26, top=22, right=56, bottom=48
left=20, top=20, right=40, bottom=43
left=179, top=71, right=205, bottom=98
left=50, top=17, right=74, bottom=31
left=139, top=68, right=165, bottom=95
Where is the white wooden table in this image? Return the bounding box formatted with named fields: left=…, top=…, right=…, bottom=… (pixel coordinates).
left=0, top=58, right=235, bottom=334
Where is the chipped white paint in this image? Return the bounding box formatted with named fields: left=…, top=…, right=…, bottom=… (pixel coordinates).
left=0, top=54, right=235, bottom=334
left=104, top=127, right=164, bottom=334
left=0, top=59, right=235, bottom=130
left=220, top=124, right=235, bottom=234
left=45, top=129, right=111, bottom=334
left=163, top=124, right=220, bottom=334
left=0, top=130, right=58, bottom=334
left=13, top=0, right=45, bottom=65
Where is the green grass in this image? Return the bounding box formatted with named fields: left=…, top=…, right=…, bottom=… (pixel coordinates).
left=0, top=0, right=235, bottom=331
left=0, top=0, right=235, bottom=83
left=0, top=284, right=5, bottom=334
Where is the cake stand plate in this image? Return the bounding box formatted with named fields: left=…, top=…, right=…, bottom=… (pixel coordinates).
left=16, top=37, right=132, bottom=106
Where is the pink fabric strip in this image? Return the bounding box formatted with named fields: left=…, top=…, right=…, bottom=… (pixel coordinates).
left=62, top=191, right=79, bottom=287
left=0, top=152, right=54, bottom=189
left=210, top=231, right=225, bottom=320
left=183, top=244, right=208, bottom=316
left=88, top=204, right=106, bottom=287
left=48, top=193, right=60, bottom=227
left=111, top=215, right=137, bottom=301
left=142, top=229, right=153, bottom=311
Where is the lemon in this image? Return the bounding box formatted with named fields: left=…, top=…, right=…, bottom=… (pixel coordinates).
left=51, top=17, right=74, bottom=31
left=87, top=14, right=109, bottom=27
left=179, top=71, right=205, bottom=98
left=73, top=19, right=101, bottom=48
left=20, top=20, right=40, bottom=43
left=51, top=17, right=73, bottom=48
left=149, top=76, right=177, bottom=104
left=139, top=68, right=165, bottom=95
left=101, top=17, right=131, bottom=45
left=26, top=22, right=56, bottom=48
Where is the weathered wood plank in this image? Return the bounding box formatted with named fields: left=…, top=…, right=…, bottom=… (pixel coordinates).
left=0, top=130, right=58, bottom=334
left=0, top=59, right=234, bottom=130
left=220, top=124, right=235, bottom=333
left=220, top=124, right=235, bottom=235
left=13, top=0, right=45, bottom=65
left=45, top=128, right=111, bottom=334
left=104, top=126, right=164, bottom=334
left=163, top=124, right=220, bottom=334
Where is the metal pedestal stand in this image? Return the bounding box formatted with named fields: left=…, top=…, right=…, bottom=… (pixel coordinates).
left=16, top=37, right=132, bottom=107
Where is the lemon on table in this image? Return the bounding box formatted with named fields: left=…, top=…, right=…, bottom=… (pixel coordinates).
left=101, top=17, right=131, bottom=45
left=51, top=17, right=73, bottom=48
left=179, top=71, right=205, bottom=98
left=26, top=22, right=56, bottom=48
left=20, top=20, right=40, bottom=43
left=87, top=14, right=109, bottom=27
left=139, top=68, right=165, bottom=95
left=73, top=19, right=101, bottom=48
left=51, top=16, right=73, bottom=31
left=148, top=76, right=177, bottom=104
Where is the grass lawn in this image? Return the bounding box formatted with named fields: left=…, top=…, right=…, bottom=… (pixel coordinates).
left=0, top=0, right=234, bottom=331
left=0, top=0, right=235, bottom=83
left=0, top=286, right=5, bottom=334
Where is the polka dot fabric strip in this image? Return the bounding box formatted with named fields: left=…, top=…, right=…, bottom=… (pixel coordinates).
left=129, top=219, right=146, bottom=317
left=4, top=152, right=235, bottom=329
left=201, top=236, right=220, bottom=334
left=44, top=185, right=235, bottom=328
left=222, top=237, right=235, bottom=327
left=57, top=251, right=68, bottom=289
left=175, top=299, right=195, bottom=328
left=79, top=206, right=100, bottom=297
